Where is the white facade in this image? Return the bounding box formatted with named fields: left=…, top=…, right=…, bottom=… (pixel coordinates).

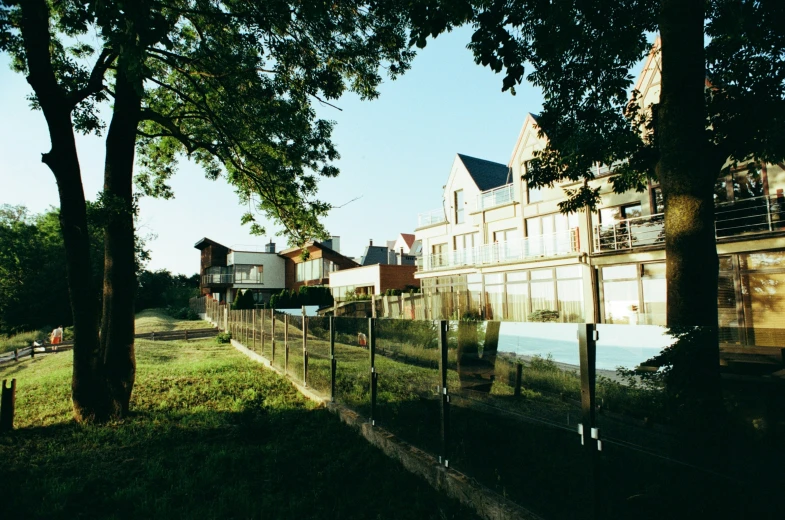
left=227, top=251, right=286, bottom=290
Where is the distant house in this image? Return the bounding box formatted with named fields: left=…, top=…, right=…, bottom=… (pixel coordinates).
left=277, top=237, right=359, bottom=291
left=329, top=263, right=418, bottom=302
left=195, top=238, right=285, bottom=305
left=359, top=235, right=419, bottom=267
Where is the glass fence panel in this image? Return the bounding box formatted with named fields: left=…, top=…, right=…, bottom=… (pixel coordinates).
left=447, top=321, right=590, bottom=519
left=305, top=317, right=332, bottom=396
left=333, top=317, right=371, bottom=417
left=593, top=325, right=783, bottom=518
left=271, top=312, right=287, bottom=371
left=285, top=315, right=305, bottom=382
left=374, top=319, right=442, bottom=456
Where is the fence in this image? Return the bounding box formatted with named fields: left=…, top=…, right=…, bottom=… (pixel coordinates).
left=213, top=305, right=784, bottom=519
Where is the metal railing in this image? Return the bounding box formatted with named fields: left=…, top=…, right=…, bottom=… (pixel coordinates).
left=202, top=273, right=234, bottom=285
left=477, top=184, right=514, bottom=211
left=417, top=229, right=579, bottom=272
left=594, top=194, right=785, bottom=252
left=417, top=208, right=447, bottom=228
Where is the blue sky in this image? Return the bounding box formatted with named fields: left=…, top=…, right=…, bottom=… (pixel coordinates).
left=0, top=26, right=544, bottom=275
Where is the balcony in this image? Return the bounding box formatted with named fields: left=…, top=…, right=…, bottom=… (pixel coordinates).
left=417, top=208, right=447, bottom=228
left=202, top=273, right=233, bottom=285
left=477, top=184, right=514, bottom=211
left=593, top=194, right=785, bottom=252
left=418, top=229, right=579, bottom=272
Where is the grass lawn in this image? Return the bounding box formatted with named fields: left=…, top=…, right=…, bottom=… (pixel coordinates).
left=0, top=338, right=477, bottom=520
left=134, top=308, right=213, bottom=334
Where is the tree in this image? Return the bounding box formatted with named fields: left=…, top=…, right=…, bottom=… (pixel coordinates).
left=405, top=0, right=784, bottom=418
left=418, top=0, right=785, bottom=329
left=1, top=0, right=422, bottom=421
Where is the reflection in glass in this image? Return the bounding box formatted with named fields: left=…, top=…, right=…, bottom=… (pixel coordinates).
left=741, top=273, right=785, bottom=347
left=507, top=283, right=529, bottom=322
left=604, top=280, right=639, bottom=324
left=485, top=285, right=505, bottom=321
left=557, top=279, right=583, bottom=322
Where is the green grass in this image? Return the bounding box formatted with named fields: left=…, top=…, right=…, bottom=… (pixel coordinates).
left=0, top=330, right=47, bottom=354
left=134, top=308, right=212, bottom=334
left=0, top=339, right=477, bottom=520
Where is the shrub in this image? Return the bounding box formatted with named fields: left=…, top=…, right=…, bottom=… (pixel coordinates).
left=528, top=309, right=560, bottom=322
left=216, top=331, right=232, bottom=344
left=165, top=306, right=199, bottom=320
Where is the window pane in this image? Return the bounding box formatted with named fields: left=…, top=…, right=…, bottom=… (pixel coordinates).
left=467, top=273, right=482, bottom=284
left=507, top=283, right=529, bottom=322
left=739, top=251, right=785, bottom=271
left=530, top=281, right=556, bottom=312
left=603, top=280, right=639, bottom=324
left=718, top=275, right=740, bottom=344
left=530, top=268, right=553, bottom=280
left=741, top=273, right=785, bottom=347
left=602, top=265, right=637, bottom=280
left=484, top=273, right=504, bottom=285
left=485, top=285, right=505, bottom=320
left=641, top=277, right=666, bottom=326
left=557, top=279, right=583, bottom=322
left=641, top=263, right=665, bottom=279
left=556, top=265, right=581, bottom=279
left=719, top=256, right=734, bottom=271
left=507, top=271, right=527, bottom=282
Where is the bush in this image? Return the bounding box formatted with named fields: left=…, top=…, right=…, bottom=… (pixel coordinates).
left=215, top=331, right=232, bottom=344
left=528, top=309, right=560, bottom=322
left=165, top=306, right=199, bottom=320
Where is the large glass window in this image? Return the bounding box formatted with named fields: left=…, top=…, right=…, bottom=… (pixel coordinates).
left=234, top=264, right=263, bottom=284
left=640, top=263, right=666, bottom=325
left=295, top=258, right=324, bottom=282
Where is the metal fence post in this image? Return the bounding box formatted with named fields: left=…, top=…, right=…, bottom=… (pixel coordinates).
left=0, top=378, right=16, bottom=432
left=578, top=323, right=600, bottom=520
left=302, top=306, right=308, bottom=387
left=438, top=319, right=450, bottom=467
left=369, top=317, right=377, bottom=426
left=514, top=362, right=523, bottom=397
left=252, top=309, right=256, bottom=351
left=262, top=307, right=267, bottom=354
left=329, top=316, right=336, bottom=402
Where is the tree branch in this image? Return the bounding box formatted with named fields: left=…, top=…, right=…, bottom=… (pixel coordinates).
left=66, top=48, right=116, bottom=109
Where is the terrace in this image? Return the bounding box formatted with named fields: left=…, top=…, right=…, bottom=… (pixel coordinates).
left=476, top=183, right=515, bottom=211
left=418, top=229, right=579, bottom=272
left=594, top=194, right=785, bottom=252
left=416, top=208, right=447, bottom=229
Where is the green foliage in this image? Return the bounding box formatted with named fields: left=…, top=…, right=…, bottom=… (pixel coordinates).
left=136, top=270, right=199, bottom=312
left=231, top=290, right=256, bottom=310
left=215, top=331, right=232, bottom=344
left=270, top=287, right=333, bottom=309
left=165, top=306, right=199, bottom=321
left=0, top=204, right=150, bottom=335
left=527, top=310, right=560, bottom=323
left=0, top=1, right=435, bottom=247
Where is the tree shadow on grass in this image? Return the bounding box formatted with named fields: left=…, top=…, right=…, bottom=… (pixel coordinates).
left=0, top=406, right=478, bottom=520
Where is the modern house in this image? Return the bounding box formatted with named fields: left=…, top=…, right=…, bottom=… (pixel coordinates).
left=414, top=44, right=785, bottom=347
left=195, top=238, right=286, bottom=305
left=275, top=237, right=359, bottom=292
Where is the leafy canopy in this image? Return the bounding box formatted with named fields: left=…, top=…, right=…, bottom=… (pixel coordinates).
left=0, top=0, right=421, bottom=244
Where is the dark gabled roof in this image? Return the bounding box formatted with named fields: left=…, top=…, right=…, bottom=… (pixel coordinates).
left=457, top=154, right=510, bottom=191
left=194, top=237, right=229, bottom=250
left=360, top=245, right=391, bottom=266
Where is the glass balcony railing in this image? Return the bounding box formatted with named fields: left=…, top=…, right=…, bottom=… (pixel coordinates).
left=417, top=208, right=447, bottom=228
left=476, top=184, right=514, bottom=211
left=594, top=194, right=785, bottom=252
left=417, top=229, right=579, bottom=272
left=202, top=273, right=233, bottom=285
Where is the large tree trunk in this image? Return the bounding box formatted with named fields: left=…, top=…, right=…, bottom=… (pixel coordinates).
left=101, top=55, right=143, bottom=416
left=658, top=0, right=722, bottom=425
left=19, top=0, right=111, bottom=422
